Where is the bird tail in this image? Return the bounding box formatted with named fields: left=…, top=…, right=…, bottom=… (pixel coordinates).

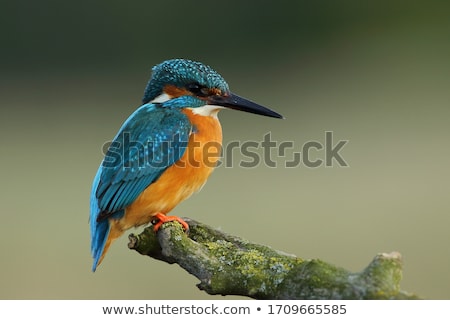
left=90, top=168, right=120, bottom=272
left=91, top=210, right=127, bottom=272
left=90, top=168, right=105, bottom=271
left=90, top=168, right=127, bottom=271
left=90, top=218, right=110, bottom=271
left=91, top=216, right=125, bottom=271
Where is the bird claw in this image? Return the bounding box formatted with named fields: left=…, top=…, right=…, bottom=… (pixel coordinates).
left=152, top=213, right=189, bottom=232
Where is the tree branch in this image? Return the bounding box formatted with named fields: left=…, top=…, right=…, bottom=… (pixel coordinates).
left=128, top=218, right=419, bottom=299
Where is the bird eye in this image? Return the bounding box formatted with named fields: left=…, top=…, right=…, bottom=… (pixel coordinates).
left=186, top=82, right=208, bottom=97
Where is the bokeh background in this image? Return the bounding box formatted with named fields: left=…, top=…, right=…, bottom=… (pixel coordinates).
left=1, top=1, right=449, bottom=299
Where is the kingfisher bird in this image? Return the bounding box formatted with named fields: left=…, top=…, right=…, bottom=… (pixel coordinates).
left=90, top=59, right=283, bottom=271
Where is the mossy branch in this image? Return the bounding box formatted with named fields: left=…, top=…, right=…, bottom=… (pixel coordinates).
left=128, top=218, right=419, bottom=299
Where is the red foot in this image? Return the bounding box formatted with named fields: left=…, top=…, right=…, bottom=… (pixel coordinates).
left=152, top=213, right=189, bottom=232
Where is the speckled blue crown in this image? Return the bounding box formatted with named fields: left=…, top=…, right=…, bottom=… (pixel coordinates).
left=142, top=59, right=230, bottom=104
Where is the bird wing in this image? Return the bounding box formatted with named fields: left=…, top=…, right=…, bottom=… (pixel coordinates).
left=92, top=103, right=191, bottom=221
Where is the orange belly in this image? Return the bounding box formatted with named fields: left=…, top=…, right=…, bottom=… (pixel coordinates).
left=106, top=109, right=223, bottom=253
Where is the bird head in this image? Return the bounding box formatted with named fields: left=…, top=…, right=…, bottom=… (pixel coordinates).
left=142, top=59, right=283, bottom=119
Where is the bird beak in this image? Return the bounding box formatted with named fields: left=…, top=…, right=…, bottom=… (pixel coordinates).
left=208, top=93, right=284, bottom=119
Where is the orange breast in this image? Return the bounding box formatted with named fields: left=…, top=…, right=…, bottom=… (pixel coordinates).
left=113, top=109, right=223, bottom=231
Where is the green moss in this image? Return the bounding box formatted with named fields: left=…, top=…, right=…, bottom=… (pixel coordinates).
left=200, top=237, right=299, bottom=297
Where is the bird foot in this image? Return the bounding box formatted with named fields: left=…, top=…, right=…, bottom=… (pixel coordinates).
left=152, top=213, right=189, bottom=232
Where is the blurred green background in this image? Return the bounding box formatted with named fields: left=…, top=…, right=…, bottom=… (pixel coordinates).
left=1, top=0, right=449, bottom=299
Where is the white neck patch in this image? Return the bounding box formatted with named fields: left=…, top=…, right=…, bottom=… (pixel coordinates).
left=188, top=105, right=224, bottom=118
left=150, top=94, right=223, bottom=118
left=150, top=93, right=172, bottom=103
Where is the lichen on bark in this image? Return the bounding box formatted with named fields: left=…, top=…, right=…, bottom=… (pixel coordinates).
left=128, top=218, right=419, bottom=299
